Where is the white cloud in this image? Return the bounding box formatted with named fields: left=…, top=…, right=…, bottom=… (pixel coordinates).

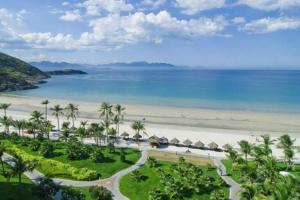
left=79, top=11, right=229, bottom=47
left=231, top=17, right=246, bottom=24
left=20, top=32, right=78, bottom=50
left=62, top=2, right=70, bottom=6
left=60, top=10, right=82, bottom=21
left=238, top=0, right=300, bottom=11
left=175, top=0, right=226, bottom=15
left=241, top=17, right=300, bottom=33
left=140, top=0, right=166, bottom=9
left=78, top=0, right=134, bottom=16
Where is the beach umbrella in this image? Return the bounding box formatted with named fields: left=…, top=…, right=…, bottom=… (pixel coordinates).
left=170, top=138, right=180, bottom=145
left=120, top=132, right=129, bottom=138
left=208, top=142, right=219, bottom=150
left=160, top=137, right=169, bottom=144
left=222, top=143, right=232, bottom=150
left=183, top=139, right=193, bottom=146
left=194, top=140, right=205, bottom=148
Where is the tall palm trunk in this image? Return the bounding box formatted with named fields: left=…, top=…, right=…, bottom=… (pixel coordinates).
left=18, top=172, right=22, bottom=183
left=56, top=116, right=60, bottom=134
left=45, top=105, right=47, bottom=121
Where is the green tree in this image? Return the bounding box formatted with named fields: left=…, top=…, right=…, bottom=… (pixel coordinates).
left=41, top=100, right=50, bottom=121
left=0, top=142, right=5, bottom=175
left=238, top=140, right=252, bottom=162
left=99, top=102, right=114, bottom=143
left=89, top=186, right=112, bottom=200
left=76, top=127, right=86, bottom=142
left=40, top=141, right=55, bottom=158
left=113, top=104, right=125, bottom=138
left=120, top=148, right=126, bottom=162
left=131, top=120, right=145, bottom=142
left=50, top=104, right=64, bottom=134
left=88, top=123, right=104, bottom=146
left=65, top=103, right=79, bottom=129
left=13, top=120, right=25, bottom=136
left=0, top=103, right=10, bottom=117
left=60, top=122, right=71, bottom=142
left=0, top=116, right=12, bottom=134
left=11, top=154, right=36, bottom=183
left=278, top=134, right=295, bottom=170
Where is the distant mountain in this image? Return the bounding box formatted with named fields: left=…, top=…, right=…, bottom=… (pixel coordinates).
left=31, top=61, right=179, bottom=71
left=0, top=52, right=49, bottom=92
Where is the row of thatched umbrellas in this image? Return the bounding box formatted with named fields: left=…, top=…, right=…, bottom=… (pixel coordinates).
left=121, top=132, right=229, bottom=150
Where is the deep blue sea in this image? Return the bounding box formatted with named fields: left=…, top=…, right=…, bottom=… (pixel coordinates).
left=11, top=69, right=300, bottom=113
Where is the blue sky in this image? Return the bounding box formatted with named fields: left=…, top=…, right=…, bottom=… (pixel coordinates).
left=0, top=0, right=300, bottom=67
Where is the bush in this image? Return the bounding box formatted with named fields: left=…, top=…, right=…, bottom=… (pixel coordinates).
left=40, top=141, right=55, bottom=158
left=33, top=177, right=59, bottom=200
left=148, top=157, right=158, bottom=168
left=61, top=187, right=85, bottom=200
left=89, top=186, right=112, bottom=200
left=120, top=148, right=126, bottom=162
left=30, top=139, right=41, bottom=151
left=107, top=143, right=115, bottom=153
left=66, top=139, right=89, bottom=160
left=91, top=149, right=105, bottom=163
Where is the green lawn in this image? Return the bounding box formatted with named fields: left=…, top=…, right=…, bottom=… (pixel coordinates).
left=2, top=139, right=141, bottom=180
left=0, top=163, right=40, bottom=200
left=222, top=159, right=300, bottom=183
left=120, top=161, right=229, bottom=200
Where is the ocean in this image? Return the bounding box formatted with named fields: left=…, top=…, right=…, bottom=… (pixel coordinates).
left=10, top=69, right=300, bottom=113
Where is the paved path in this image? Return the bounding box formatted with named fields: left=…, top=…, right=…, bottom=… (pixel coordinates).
left=213, top=158, right=240, bottom=200
left=2, top=150, right=148, bottom=200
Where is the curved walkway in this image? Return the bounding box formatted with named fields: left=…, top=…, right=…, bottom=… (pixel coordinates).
left=2, top=150, right=148, bottom=200
left=213, top=158, right=240, bottom=200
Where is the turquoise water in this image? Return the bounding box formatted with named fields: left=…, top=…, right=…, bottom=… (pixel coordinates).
left=11, top=69, right=300, bottom=113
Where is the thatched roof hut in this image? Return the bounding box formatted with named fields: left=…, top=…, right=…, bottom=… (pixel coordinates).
left=183, top=139, right=193, bottom=146
left=208, top=142, right=219, bottom=149
left=170, top=138, right=180, bottom=145
left=149, top=135, right=160, bottom=147
left=149, top=135, right=160, bottom=140
left=120, top=132, right=129, bottom=138
left=194, top=140, right=205, bottom=148
left=133, top=133, right=142, bottom=140
left=160, top=137, right=169, bottom=144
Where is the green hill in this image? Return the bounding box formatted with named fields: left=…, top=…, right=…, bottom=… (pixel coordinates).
left=0, top=52, right=49, bottom=92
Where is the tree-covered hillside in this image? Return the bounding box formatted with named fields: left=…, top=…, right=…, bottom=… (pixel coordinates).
left=0, top=52, right=49, bottom=92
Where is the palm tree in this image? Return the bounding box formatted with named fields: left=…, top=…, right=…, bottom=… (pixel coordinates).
left=260, top=134, right=275, bottom=157
left=50, top=105, right=64, bottom=134
left=0, top=116, right=12, bottom=134
left=0, top=103, right=11, bottom=117
left=13, top=120, right=25, bottom=136
left=76, top=127, right=86, bottom=142
left=65, top=103, right=79, bottom=129
left=114, top=104, right=125, bottom=138
left=131, top=120, right=145, bottom=142
left=41, top=100, right=49, bottom=120
left=60, top=122, right=70, bottom=142
left=238, top=140, right=252, bottom=162
left=99, top=102, right=113, bottom=143
left=41, top=120, right=54, bottom=140
left=10, top=154, right=36, bottom=183
left=279, top=134, right=295, bottom=169
left=88, top=123, right=104, bottom=146
left=80, top=120, right=88, bottom=129
left=30, top=110, right=44, bottom=125
left=25, top=121, right=38, bottom=138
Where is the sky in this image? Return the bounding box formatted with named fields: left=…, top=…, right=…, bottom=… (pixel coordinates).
left=0, top=0, right=300, bottom=67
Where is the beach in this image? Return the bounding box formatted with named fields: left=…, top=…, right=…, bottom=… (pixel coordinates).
left=1, top=93, right=300, bottom=159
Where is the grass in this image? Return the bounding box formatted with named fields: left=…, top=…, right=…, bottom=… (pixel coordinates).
left=120, top=154, right=229, bottom=200
left=222, top=159, right=300, bottom=183
left=148, top=150, right=214, bottom=165
left=0, top=163, right=40, bottom=200
left=2, top=139, right=141, bottom=180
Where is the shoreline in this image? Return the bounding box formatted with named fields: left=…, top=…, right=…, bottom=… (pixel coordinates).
left=0, top=93, right=300, bottom=159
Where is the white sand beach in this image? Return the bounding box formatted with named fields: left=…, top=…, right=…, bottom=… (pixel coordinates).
left=1, top=94, right=300, bottom=160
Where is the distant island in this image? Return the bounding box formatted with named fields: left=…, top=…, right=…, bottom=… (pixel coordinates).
left=45, top=69, right=87, bottom=76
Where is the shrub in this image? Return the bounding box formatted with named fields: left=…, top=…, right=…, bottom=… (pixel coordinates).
left=89, top=186, right=112, bottom=200
left=148, top=157, right=158, bottom=168
left=120, top=148, right=126, bottom=162
left=91, top=149, right=105, bottom=163
left=130, top=170, right=143, bottom=182
left=40, top=141, right=55, bottom=158
left=61, top=187, right=85, bottom=200
left=107, top=143, right=115, bottom=153
left=30, top=139, right=41, bottom=151
left=66, top=140, right=89, bottom=160
left=33, top=177, right=59, bottom=200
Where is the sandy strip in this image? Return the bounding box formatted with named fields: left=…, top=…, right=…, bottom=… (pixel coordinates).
left=0, top=94, right=299, bottom=159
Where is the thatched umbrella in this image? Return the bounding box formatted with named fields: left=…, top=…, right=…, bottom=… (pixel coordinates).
left=208, top=142, right=219, bottom=150
left=222, top=143, right=232, bottom=150
left=149, top=135, right=160, bottom=147
left=183, top=139, right=193, bottom=147
left=194, top=140, right=205, bottom=148
left=120, top=132, right=129, bottom=138
left=133, top=133, right=142, bottom=141
left=170, top=138, right=180, bottom=145
left=160, top=137, right=169, bottom=144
